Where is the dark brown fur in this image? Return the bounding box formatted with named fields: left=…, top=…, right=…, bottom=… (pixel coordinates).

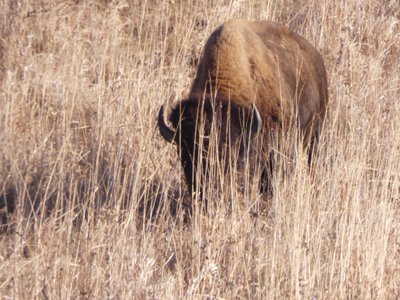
left=160, top=19, right=328, bottom=196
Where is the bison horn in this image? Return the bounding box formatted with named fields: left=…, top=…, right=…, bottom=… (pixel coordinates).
left=158, top=105, right=176, bottom=143
left=251, top=103, right=262, bottom=138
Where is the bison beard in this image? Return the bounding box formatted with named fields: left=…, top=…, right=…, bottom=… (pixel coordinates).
left=157, top=19, right=328, bottom=202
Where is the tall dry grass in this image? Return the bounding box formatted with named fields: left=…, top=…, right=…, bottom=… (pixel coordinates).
left=0, top=0, right=399, bottom=298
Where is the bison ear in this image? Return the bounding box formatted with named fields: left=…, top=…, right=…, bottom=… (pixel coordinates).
left=168, top=104, right=183, bottom=129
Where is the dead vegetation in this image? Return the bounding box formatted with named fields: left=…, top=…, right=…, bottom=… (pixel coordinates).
left=0, top=0, right=399, bottom=298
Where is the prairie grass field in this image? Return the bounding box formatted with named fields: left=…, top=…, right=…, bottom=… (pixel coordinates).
left=0, top=0, right=399, bottom=298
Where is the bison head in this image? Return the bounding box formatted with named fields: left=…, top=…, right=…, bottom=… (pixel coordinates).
left=158, top=95, right=262, bottom=198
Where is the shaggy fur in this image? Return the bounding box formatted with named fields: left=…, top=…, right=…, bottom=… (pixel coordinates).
left=159, top=19, right=328, bottom=196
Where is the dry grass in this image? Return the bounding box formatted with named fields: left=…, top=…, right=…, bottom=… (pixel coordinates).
left=0, top=0, right=399, bottom=298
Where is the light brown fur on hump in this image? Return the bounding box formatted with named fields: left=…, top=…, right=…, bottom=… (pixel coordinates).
left=190, top=19, right=328, bottom=135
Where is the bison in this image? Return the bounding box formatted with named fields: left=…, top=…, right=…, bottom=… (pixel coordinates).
left=158, top=19, right=328, bottom=198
